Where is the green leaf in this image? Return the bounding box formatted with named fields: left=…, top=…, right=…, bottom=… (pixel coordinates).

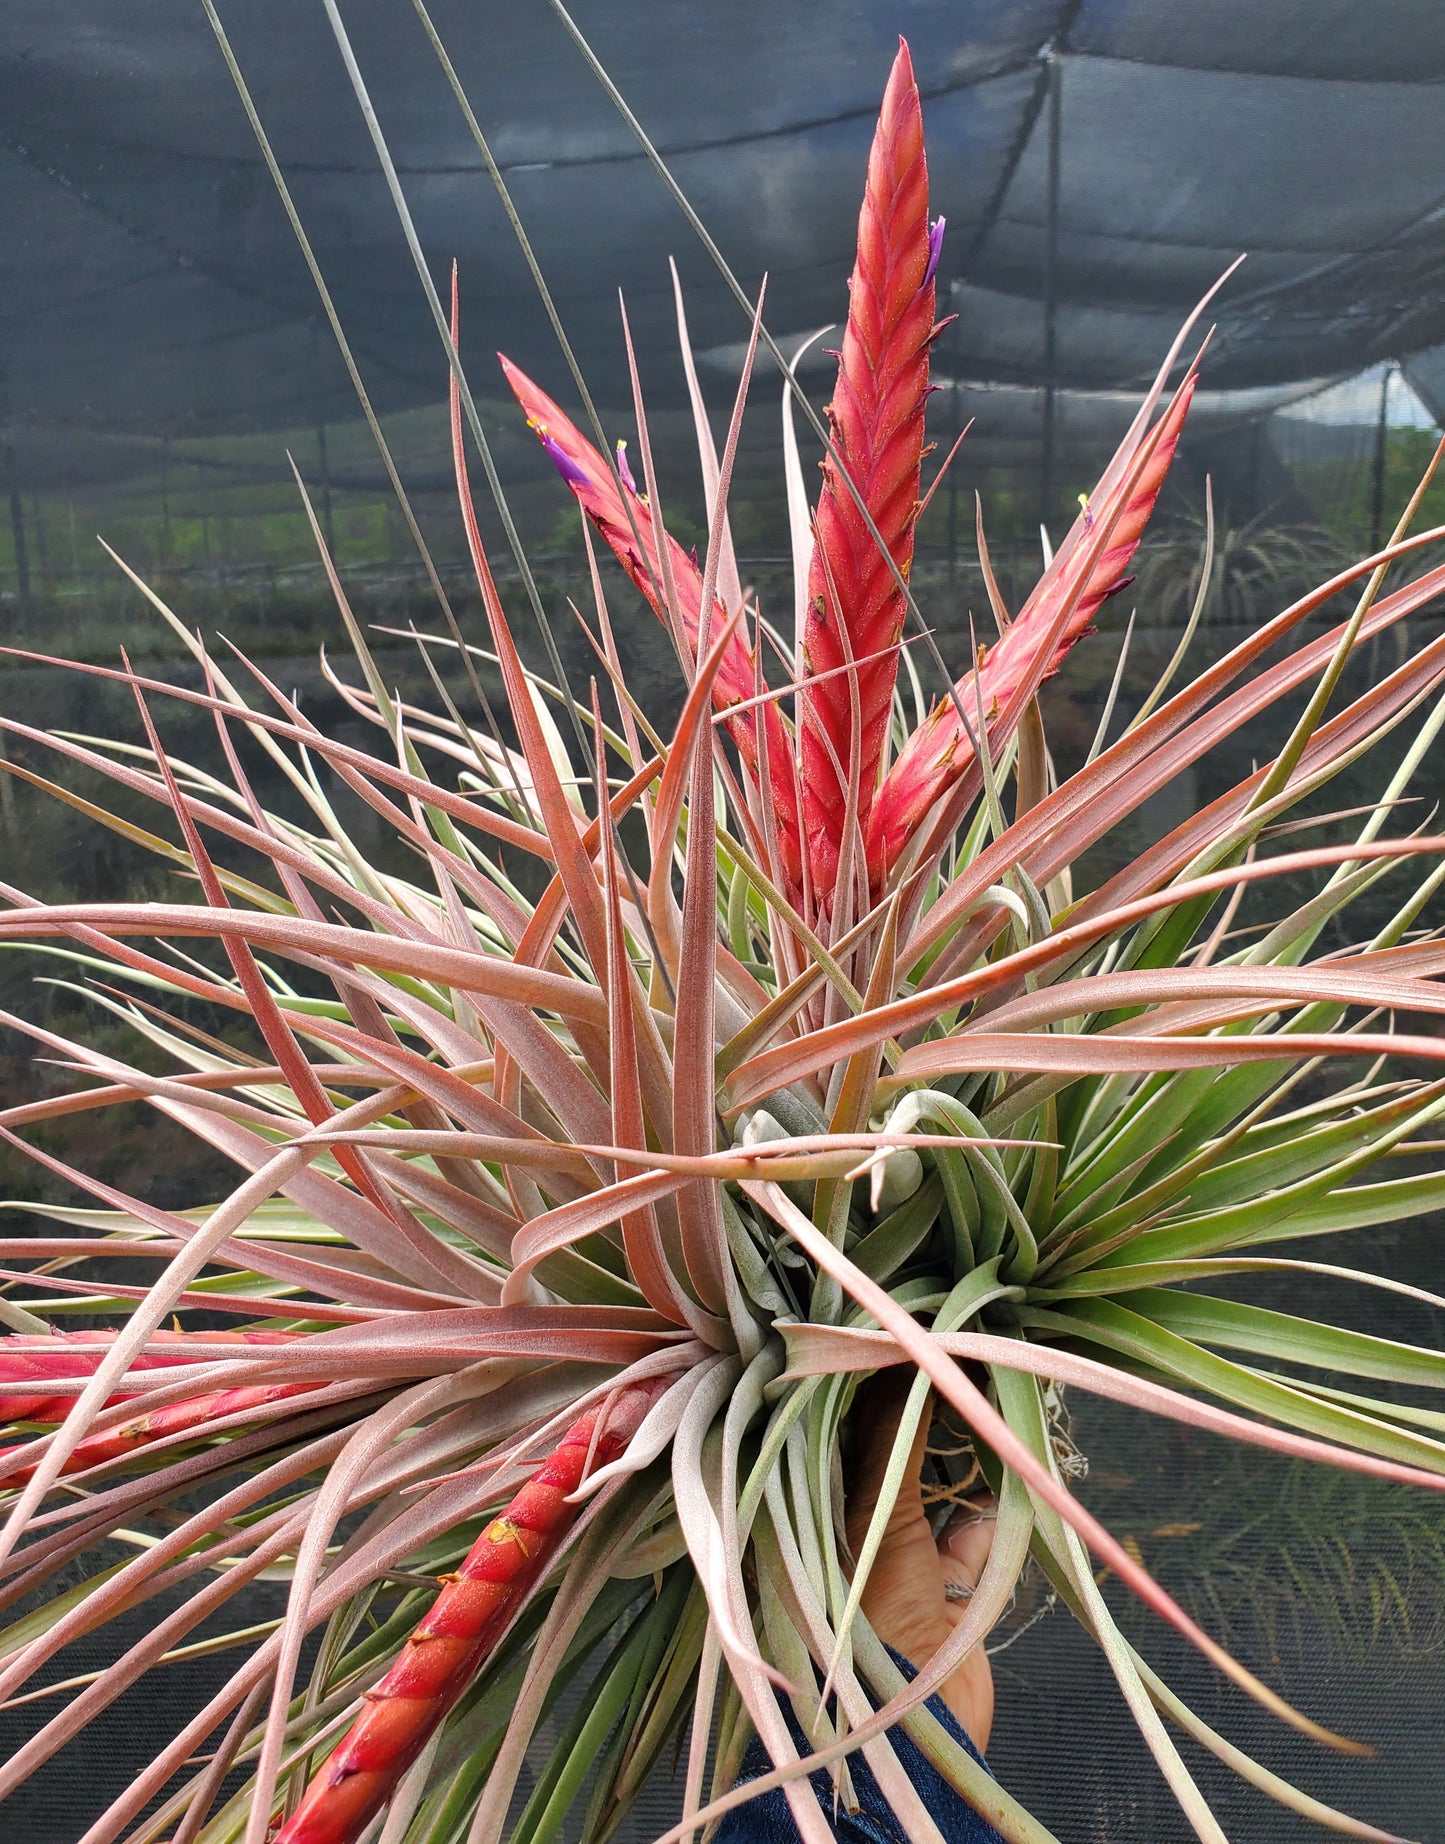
left=1020, top=1299, right=1445, bottom=1473
left=1098, top=1170, right=1445, bottom=1267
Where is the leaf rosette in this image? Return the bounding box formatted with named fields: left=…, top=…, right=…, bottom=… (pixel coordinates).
left=1, top=21, right=1444, bottom=1844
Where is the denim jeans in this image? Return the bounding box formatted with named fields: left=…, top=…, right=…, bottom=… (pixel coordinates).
left=714, top=1653, right=1004, bottom=1843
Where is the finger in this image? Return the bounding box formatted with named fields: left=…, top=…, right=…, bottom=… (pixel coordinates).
left=845, top=1371, right=932, bottom=1551
left=938, top=1494, right=997, bottom=1601
left=855, top=1369, right=927, bottom=1484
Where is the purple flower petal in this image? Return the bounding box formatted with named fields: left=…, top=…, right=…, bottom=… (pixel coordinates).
left=924, top=216, right=946, bottom=290
left=615, top=440, right=639, bottom=496
left=536, top=425, right=590, bottom=491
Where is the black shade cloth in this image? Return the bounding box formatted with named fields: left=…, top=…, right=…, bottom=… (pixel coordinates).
left=6, top=0, right=1445, bottom=491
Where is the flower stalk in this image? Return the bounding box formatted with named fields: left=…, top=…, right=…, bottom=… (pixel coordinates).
left=272, top=1383, right=665, bottom=1844
left=798, top=39, right=939, bottom=901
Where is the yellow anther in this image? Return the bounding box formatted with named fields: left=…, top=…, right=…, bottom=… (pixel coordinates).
left=486, top=1517, right=535, bottom=1557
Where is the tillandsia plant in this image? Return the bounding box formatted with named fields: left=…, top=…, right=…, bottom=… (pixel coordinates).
left=3, top=20, right=1445, bottom=1844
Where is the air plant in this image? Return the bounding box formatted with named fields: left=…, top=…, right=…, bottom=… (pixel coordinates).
left=1130, top=509, right=1352, bottom=632
left=2, top=21, right=1445, bottom=1844
left=1110, top=1449, right=1445, bottom=1668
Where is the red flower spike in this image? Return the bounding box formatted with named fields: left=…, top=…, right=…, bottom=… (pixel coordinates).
left=499, top=356, right=803, bottom=890
left=867, top=373, right=1197, bottom=886
left=273, top=1380, right=668, bottom=1844
left=0, top=1331, right=316, bottom=1484
left=0, top=1328, right=296, bottom=1430
left=798, top=39, right=936, bottom=902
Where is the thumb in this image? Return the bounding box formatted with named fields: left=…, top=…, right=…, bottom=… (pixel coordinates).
left=937, top=1494, right=997, bottom=1602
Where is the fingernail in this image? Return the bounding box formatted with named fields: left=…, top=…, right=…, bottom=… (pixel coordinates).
left=942, top=1501, right=996, bottom=1558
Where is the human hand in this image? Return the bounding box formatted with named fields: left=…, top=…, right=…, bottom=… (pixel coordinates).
left=844, top=1370, right=996, bottom=1751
